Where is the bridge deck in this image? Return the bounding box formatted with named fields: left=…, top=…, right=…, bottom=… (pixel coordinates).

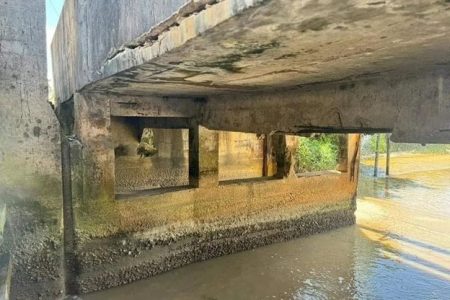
left=52, top=0, right=450, bottom=99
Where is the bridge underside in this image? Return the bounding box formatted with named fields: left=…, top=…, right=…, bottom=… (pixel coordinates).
left=53, top=0, right=450, bottom=143
left=48, top=0, right=450, bottom=296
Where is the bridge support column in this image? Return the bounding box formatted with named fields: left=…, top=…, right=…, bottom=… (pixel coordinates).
left=348, top=134, right=362, bottom=183
left=73, top=93, right=115, bottom=203
left=189, top=125, right=219, bottom=188
left=272, top=134, right=298, bottom=179
left=337, top=135, right=349, bottom=173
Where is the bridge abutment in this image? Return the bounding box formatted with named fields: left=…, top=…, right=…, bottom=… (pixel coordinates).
left=58, top=92, right=361, bottom=294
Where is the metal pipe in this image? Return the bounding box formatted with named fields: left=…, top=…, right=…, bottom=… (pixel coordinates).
left=374, top=134, right=380, bottom=177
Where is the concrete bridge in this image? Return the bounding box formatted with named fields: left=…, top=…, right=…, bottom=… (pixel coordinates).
left=1, top=0, right=449, bottom=298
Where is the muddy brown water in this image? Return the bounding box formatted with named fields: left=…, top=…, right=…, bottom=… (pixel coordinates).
left=85, top=154, right=450, bottom=300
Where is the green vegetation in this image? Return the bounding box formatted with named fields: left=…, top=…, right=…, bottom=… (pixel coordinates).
left=296, top=134, right=340, bottom=172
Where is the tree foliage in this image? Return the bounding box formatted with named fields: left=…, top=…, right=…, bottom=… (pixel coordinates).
left=296, top=134, right=339, bottom=172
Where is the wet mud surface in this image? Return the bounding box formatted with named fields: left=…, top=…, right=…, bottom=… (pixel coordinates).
left=115, top=157, right=189, bottom=193
left=75, top=207, right=355, bottom=294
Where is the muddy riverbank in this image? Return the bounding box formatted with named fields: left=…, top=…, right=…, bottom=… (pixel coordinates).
left=85, top=154, right=450, bottom=300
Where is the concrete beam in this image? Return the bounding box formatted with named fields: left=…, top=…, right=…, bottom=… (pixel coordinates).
left=78, top=70, right=450, bottom=144
left=202, top=72, right=450, bottom=143
left=110, top=95, right=201, bottom=118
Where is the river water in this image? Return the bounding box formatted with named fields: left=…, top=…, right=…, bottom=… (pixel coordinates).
left=86, top=154, right=450, bottom=300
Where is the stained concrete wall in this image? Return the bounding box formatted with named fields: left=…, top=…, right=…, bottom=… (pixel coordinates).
left=218, top=132, right=265, bottom=181
left=75, top=171, right=358, bottom=293
left=0, top=0, right=64, bottom=299
left=111, top=116, right=269, bottom=192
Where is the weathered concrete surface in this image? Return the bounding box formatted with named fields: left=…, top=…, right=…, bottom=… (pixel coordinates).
left=189, top=126, right=220, bottom=188
left=52, top=0, right=450, bottom=144
left=218, top=132, right=266, bottom=181
left=64, top=92, right=361, bottom=293
left=114, top=125, right=268, bottom=192
left=53, top=0, right=450, bottom=98
left=112, top=117, right=189, bottom=193
left=109, top=95, right=202, bottom=118
left=203, top=72, right=450, bottom=143
left=75, top=73, right=450, bottom=144
left=0, top=0, right=64, bottom=298
left=0, top=252, right=11, bottom=300
left=49, top=0, right=449, bottom=295
left=73, top=172, right=358, bottom=294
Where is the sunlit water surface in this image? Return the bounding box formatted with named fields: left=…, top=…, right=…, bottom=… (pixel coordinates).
left=86, top=154, right=450, bottom=300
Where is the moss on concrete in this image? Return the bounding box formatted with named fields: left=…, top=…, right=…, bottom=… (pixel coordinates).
left=0, top=158, right=64, bottom=299
left=67, top=165, right=357, bottom=294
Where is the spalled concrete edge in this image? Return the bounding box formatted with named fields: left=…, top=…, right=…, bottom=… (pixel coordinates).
left=76, top=205, right=355, bottom=294
left=95, top=0, right=266, bottom=85
left=106, top=0, right=221, bottom=61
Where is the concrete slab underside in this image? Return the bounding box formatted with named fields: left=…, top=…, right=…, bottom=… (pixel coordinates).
left=53, top=0, right=450, bottom=97
left=52, top=0, right=450, bottom=143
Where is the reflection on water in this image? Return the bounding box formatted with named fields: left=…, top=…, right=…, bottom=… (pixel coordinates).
left=86, top=155, right=450, bottom=300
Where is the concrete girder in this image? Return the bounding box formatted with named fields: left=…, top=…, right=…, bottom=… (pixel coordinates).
left=110, top=95, right=202, bottom=118
left=91, top=71, right=450, bottom=143
left=201, top=72, right=450, bottom=143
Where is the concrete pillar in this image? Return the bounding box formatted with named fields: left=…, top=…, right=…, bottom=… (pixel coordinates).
left=337, top=135, right=349, bottom=173
left=272, top=134, right=297, bottom=178
left=262, top=135, right=272, bottom=177
left=73, top=93, right=115, bottom=202
left=347, top=134, right=362, bottom=183
left=189, top=125, right=219, bottom=188
left=0, top=0, right=64, bottom=298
